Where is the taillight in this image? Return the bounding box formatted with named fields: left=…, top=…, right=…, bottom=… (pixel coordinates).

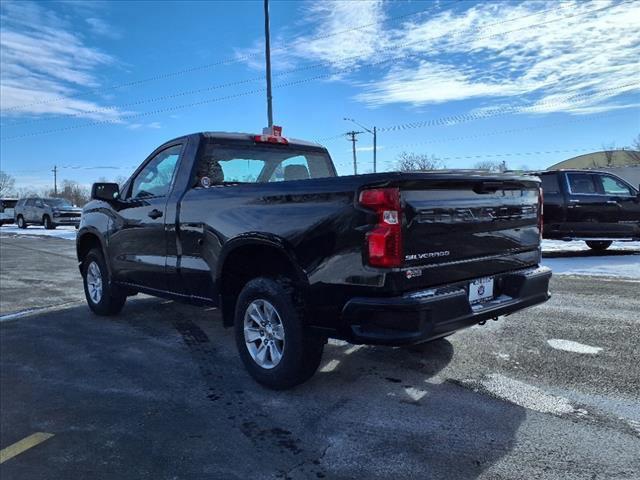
left=538, top=187, right=544, bottom=239
left=359, top=187, right=403, bottom=267
left=253, top=134, right=288, bottom=144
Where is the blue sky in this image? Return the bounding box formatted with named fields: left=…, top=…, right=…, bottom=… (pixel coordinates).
left=1, top=0, right=639, bottom=192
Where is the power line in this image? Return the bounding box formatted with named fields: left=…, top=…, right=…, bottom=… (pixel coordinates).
left=378, top=111, right=629, bottom=151
left=332, top=146, right=606, bottom=169
left=3, top=0, right=560, bottom=127
left=1, top=0, right=463, bottom=114
left=1, top=0, right=600, bottom=127
left=377, top=83, right=638, bottom=133
left=1, top=2, right=631, bottom=141
left=319, top=82, right=638, bottom=147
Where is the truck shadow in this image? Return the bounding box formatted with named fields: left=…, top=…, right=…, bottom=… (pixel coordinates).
left=1, top=299, right=526, bottom=480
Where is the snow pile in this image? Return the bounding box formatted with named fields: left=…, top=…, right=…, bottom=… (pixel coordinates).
left=542, top=239, right=639, bottom=253
left=0, top=225, right=77, bottom=241
left=542, top=255, right=639, bottom=280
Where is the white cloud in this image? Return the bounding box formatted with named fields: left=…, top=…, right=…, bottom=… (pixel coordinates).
left=86, top=17, right=121, bottom=39
left=290, top=0, right=387, bottom=68
left=244, top=0, right=640, bottom=116
left=353, top=0, right=640, bottom=114
left=127, top=122, right=162, bottom=130
left=0, top=1, right=128, bottom=122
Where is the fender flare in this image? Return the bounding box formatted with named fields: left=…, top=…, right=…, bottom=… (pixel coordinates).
left=216, top=233, right=308, bottom=287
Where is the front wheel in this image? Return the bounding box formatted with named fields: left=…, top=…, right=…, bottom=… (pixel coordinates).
left=586, top=240, right=612, bottom=251
left=82, top=248, right=126, bottom=315
left=234, top=277, right=324, bottom=389
left=43, top=215, right=56, bottom=230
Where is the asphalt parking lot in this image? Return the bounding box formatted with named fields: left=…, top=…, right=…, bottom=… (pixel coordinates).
left=1, top=232, right=639, bottom=479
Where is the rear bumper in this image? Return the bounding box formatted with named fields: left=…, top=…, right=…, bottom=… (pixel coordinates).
left=342, top=266, right=551, bottom=346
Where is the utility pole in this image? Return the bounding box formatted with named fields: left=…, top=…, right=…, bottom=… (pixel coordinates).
left=264, top=0, right=274, bottom=131
left=344, top=118, right=377, bottom=172
left=346, top=131, right=362, bottom=175
left=373, top=126, right=377, bottom=173
left=52, top=165, right=57, bottom=195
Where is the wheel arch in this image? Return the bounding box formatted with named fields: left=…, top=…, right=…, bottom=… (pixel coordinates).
left=76, top=229, right=111, bottom=276
left=217, top=235, right=308, bottom=327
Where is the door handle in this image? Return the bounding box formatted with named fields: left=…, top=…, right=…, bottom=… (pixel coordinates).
left=606, top=200, right=618, bottom=205
left=148, top=209, right=163, bottom=219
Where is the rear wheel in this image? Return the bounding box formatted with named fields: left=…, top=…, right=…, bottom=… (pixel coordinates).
left=82, top=248, right=126, bottom=315
left=585, top=240, right=612, bottom=251
left=43, top=215, right=56, bottom=230
left=17, top=216, right=27, bottom=229
left=234, top=277, right=324, bottom=389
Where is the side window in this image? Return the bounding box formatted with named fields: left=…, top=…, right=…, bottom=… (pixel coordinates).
left=269, top=156, right=310, bottom=182
left=599, top=175, right=632, bottom=196
left=566, top=173, right=597, bottom=194
left=35, top=199, right=44, bottom=208
left=541, top=174, right=560, bottom=194
left=129, top=145, right=182, bottom=199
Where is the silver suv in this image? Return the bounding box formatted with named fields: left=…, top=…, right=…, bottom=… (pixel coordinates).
left=14, top=197, right=82, bottom=229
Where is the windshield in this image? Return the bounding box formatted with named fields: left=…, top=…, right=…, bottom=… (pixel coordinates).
left=194, top=143, right=335, bottom=186
left=45, top=198, right=72, bottom=207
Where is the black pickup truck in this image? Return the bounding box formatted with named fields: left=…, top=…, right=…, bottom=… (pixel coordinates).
left=77, top=131, right=551, bottom=388
left=538, top=169, right=640, bottom=250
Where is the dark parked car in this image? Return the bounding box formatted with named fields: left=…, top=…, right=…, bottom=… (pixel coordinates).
left=14, top=197, right=82, bottom=229
left=77, top=131, right=551, bottom=388
left=538, top=170, right=640, bottom=250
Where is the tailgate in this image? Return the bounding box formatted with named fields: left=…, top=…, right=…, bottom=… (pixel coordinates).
left=400, top=175, right=541, bottom=288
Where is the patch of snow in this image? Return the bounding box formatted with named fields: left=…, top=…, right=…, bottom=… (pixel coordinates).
left=542, top=255, right=640, bottom=280
left=475, top=373, right=576, bottom=415
left=542, top=240, right=640, bottom=253
left=547, top=339, right=603, bottom=355
left=0, top=225, right=77, bottom=241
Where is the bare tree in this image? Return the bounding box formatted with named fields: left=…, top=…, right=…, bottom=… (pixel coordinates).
left=627, top=134, right=640, bottom=164
left=473, top=160, right=508, bottom=172
left=15, top=187, right=39, bottom=198
left=44, top=179, right=90, bottom=206
left=602, top=143, right=616, bottom=166
left=0, top=170, right=16, bottom=196
left=396, top=152, right=445, bottom=172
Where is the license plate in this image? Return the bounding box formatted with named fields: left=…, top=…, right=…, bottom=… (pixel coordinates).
left=468, top=277, right=494, bottom=304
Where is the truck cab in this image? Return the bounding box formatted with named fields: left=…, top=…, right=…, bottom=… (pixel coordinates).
left=540, top=169, right=640, bottom=250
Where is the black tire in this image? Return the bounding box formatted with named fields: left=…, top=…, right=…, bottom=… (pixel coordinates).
left=82, top=248, right=126, bottom=316
left=43, top=215, right=56, bottom=230
left=17, top=216, right=27, bottom=229
left=234, top=277, right=325, bottom=389
left=585, top=240, right=612, bottom=251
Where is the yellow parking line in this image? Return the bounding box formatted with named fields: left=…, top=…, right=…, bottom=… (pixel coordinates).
left=0, top=432, right=54, bottom=464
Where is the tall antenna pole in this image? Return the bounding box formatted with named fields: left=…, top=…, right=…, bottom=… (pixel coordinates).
left=346, top=131, right=361, bottom=175
left=264, top=0, right=274, bottom=130
left=52, top=165, right=57, bottom=195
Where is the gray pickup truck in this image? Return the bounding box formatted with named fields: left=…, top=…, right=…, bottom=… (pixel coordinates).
left=14, top=197, right=82, bottom=229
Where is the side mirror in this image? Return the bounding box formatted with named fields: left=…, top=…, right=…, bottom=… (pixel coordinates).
left=91, top=183, right=120, bottom=202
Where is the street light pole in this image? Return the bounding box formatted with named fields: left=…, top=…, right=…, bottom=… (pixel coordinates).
left=344, top=118, right=377, bottom=173
left=264, top=0, right=273, bottom=130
